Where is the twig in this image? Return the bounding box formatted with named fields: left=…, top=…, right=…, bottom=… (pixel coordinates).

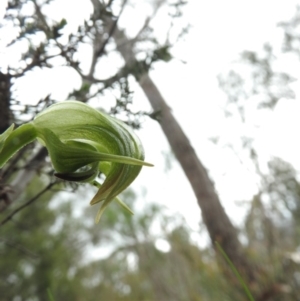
left=13, top=53, right=60, bottom=79
left=88, top=0, right=128, bottom=78
left=0, top=182, right=56, bottom=227
left=0, top=237, right=39, bottom=258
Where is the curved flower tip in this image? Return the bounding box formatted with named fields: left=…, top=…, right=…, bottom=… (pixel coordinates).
left=0, top=100, right=153, bottom=223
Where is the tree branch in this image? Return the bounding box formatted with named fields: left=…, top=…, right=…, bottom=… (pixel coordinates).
left=88, top=0, right=128, bottom=78
left=0, top=147, right=49, bottom=212
left=111, top=24, right=259, bottom=283
left=0, top=181, right=56, bottom=227
left=0, top=237, right=39, bottom=258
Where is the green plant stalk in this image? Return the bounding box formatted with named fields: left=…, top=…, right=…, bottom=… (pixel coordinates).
left=215, top=241, right=255, bottom=301
left=47, top=288, right=55, bottom=301
left=0, top=123, right=37, bottom=167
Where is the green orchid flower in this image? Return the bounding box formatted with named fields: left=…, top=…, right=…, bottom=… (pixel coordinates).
left=0, top=101, right=153, bottom=223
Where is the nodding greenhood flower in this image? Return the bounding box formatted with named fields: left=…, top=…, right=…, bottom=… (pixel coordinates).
left=0, top=101, right=153, bottom=223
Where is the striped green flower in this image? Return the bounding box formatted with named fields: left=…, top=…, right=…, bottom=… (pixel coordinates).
left=0, top=101, right=152, bottom=222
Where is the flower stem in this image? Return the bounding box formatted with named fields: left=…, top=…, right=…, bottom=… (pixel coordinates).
left=0, top=123, right=37, bottom=168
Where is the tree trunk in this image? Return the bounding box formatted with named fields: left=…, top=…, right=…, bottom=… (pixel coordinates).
left=0, top=72, right=48, bottom=211
left=0, top=72, right=11, bottom=134
left=112, top=26, right=257, bottom=281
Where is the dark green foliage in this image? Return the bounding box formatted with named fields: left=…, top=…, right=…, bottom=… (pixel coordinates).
left=0, top=178, right=86, bottom=300
left=0, top=183, right=242, bottom=301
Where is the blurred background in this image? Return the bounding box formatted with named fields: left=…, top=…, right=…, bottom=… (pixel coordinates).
left=1, top=0, right=300, bottom=300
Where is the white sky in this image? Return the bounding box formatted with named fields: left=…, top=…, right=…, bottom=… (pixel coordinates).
left=128, top=0, right=300, bottom=237
left=1, top=0, right=300, bottom=247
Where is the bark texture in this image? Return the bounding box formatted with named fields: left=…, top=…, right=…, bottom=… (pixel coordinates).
left=0, top=72, right=11, bottom=134
left=0, top=71, right=48, bottom=211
